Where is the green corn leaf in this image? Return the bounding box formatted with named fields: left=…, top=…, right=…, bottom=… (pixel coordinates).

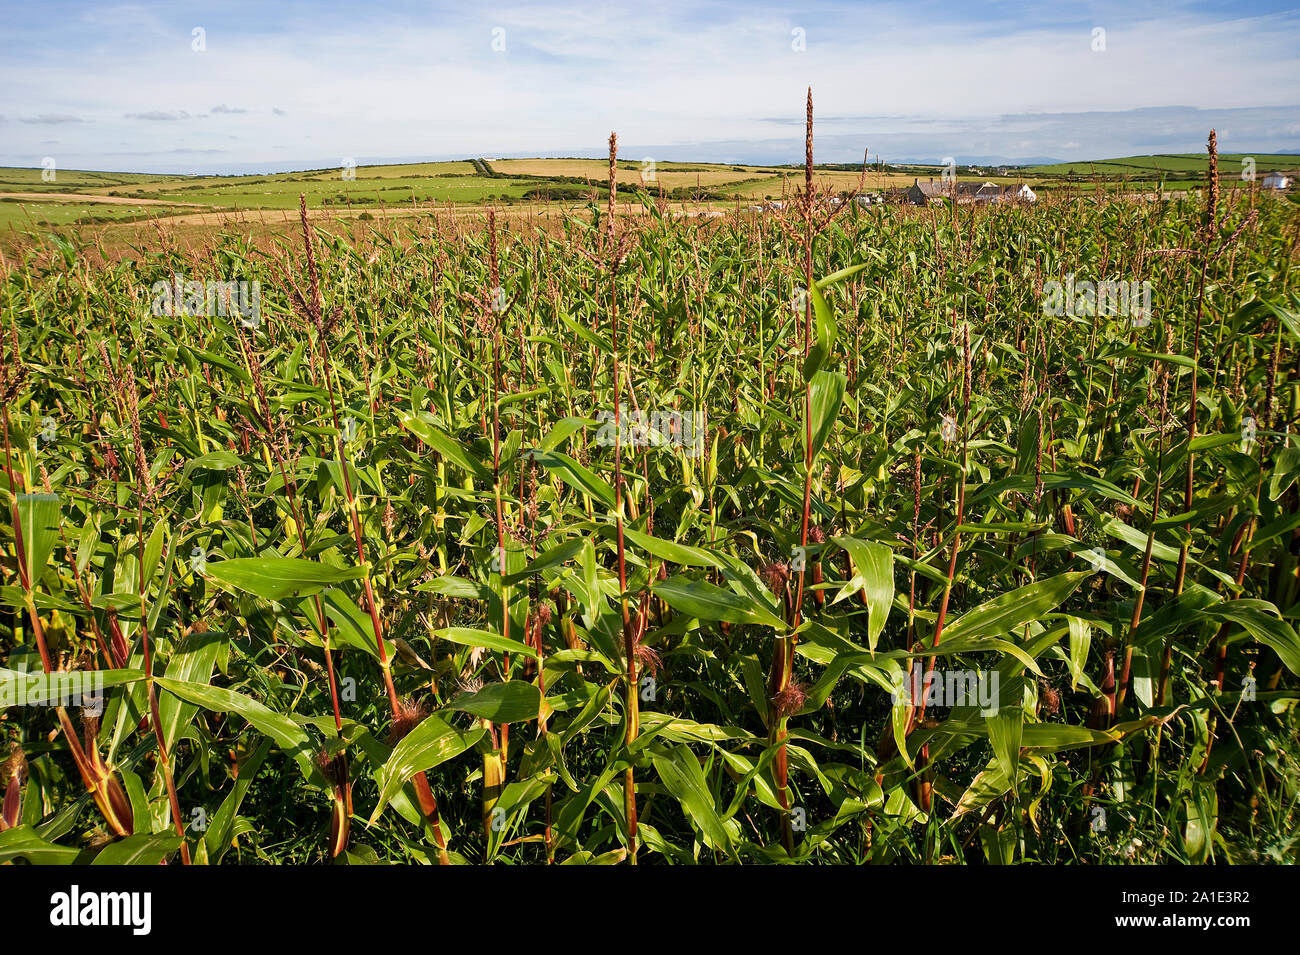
left=16, top=493, right=60, bottom=587
left=207, top=557, right=366, bottom=601
left=369, top=714, right=487, bottom=823
left=446, top=681, right=542, bottom=723
left=653, top=575, right=786, bottom=630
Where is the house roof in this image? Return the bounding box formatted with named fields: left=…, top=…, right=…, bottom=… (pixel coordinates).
left=908, top=179, right=1036, bottom=202
left=911, top=178, right=950, bottom=197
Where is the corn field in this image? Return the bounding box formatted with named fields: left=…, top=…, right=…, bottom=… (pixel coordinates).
left=2, top=116, right=1299, bottom=866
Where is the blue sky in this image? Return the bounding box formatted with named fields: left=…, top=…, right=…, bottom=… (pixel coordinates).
left=1, top=1, right=1298, bottom=173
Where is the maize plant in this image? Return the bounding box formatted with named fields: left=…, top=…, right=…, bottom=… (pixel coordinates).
left=1, top=105, right=1299, bottom=866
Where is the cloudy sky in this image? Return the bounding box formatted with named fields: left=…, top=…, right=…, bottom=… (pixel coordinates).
left=2, top=0, right=1298, bottom=173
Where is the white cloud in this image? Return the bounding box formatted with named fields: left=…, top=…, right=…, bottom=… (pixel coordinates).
left=19, top=114, right=87, bottom=124
left=124, top=110, right=192, bottom=121
left=0, top=1, right=1296, bottom=171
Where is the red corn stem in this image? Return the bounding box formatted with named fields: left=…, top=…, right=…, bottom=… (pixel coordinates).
left=604, top=134, right=639, bottom=864
left=296, top=196, right=448, bottom=861
left=135, top=505, right=192, bottom=864
left=3, top=407, right=132, bottom=838
left=1160, top=132, right=1217, bottom=706
left=1114, top=444, right=1164, bottom=723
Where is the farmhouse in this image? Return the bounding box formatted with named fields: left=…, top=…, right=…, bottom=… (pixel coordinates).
left=1261, top=172, right=1292, bottom=191
left=906, top=178, right=951, bottom=205
left=903, top=177, right=1037, bottom=206
left=1004, top=183, right=1037, bottom=203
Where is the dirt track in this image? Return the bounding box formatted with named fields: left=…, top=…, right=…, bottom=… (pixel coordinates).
left=0, top=192, right=201, bottom=206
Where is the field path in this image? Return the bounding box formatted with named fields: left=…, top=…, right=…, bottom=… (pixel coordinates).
left=148, top=200, right=700, bottom=227
left=0, top=192, right=203, bottom=206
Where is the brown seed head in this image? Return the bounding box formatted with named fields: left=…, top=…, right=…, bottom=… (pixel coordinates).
left=4, top=744, right=26, bottom=786
left=316, top=748, right=345, bottom=786
left=1204, top=129, right=1219, bottom=243
left=457, top=674, right=485, bottom=695
left=761, top=560, right=790, bottom=594
left=772, top=681, right=808, bottom=720
left=1039, top=680, right=1062, bottom=717
left=634, top=641, right=662, bottom=676
left=388, top=696, right=428, bottom=744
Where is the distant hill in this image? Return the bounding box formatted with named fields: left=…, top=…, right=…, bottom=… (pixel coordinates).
left=1023, top=153, right=1300, bottom=178
left=2, top=151, right=1296, bottom=237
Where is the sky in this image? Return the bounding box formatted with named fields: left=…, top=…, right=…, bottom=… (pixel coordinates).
left=1, top=0, right=1298, bottom=173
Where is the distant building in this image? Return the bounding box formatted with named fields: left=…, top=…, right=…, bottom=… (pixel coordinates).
left=905, top=177, right=1036, bottom=205
left=906, top=177, right=951, bottom=205
left=965, top=181, right=1003, bottom=203
left=1261, top=172, right=1292, bottom=191
left=1002, top=183, right=1037, bottom=203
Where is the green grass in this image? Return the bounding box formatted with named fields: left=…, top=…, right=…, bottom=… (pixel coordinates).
left=1025, top=153, right=1299, bottom=178
left=138, top=176, right=535, bottom=210
left=0, top=160, right=560, bottom=244
left=0, top=199, right=195, bottom=230
left=0, top=160, right=534, bottom=210
left=4, top=151, right=1290, bottom=245
left=0, top=167, right=185, bottom=193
